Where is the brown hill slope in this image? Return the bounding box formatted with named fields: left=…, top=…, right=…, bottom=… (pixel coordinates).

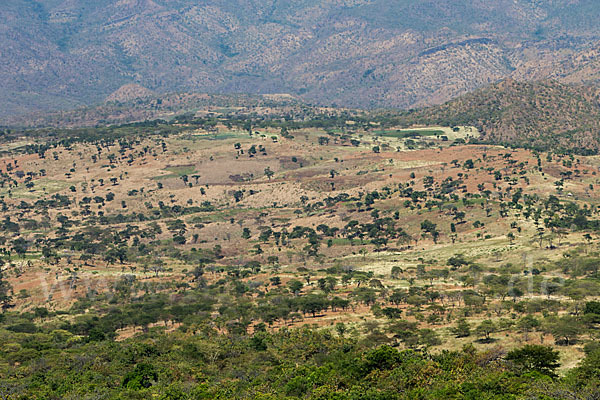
left=105, top=84, right=155, bottom=103
left=390, top=80, right=600, bottom=153
left=1, top=92, right=311, bottom=128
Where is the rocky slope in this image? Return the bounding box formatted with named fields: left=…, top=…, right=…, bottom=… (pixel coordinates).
left=2, top=0, right=600, bottom=118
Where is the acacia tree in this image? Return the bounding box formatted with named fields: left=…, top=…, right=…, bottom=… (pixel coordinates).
left=391, top=266, right=403, bottom=279
left=476, top=320, right=496, bottom=342
left=421, top=220, right=440, bottom=243
left=287, top=280, right=303, bottom=295
left=549, top=316, right=582, bottom=345
left=0, top=269, right=13, bottom=310
left=190, top=265, right=205, bottom=283
left=452, top=318, right=471, bottom=338
left=506, top=345, right=560, bottom=377
left=151, top=261, right=165, bottom=277
left=301, top=295, right=329, bottom=317
left=518, top=315, right=540, bottom=342
left=264, top=167, right=274, bottom=180
left=507, top=232, right=515, bottom=244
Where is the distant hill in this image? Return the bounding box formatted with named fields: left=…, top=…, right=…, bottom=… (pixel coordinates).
left=7, top=79, right=600, bottom=156
left=0, top=92, right=312, bottom=128
left=3, top=0, right=600, bottom=118
left=389, top=80, right=600, bottom=153
left=105, top=84, right=155, bottom=103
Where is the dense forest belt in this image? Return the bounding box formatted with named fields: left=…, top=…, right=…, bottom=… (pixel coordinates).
left=0, top=326, right=598, bottom=399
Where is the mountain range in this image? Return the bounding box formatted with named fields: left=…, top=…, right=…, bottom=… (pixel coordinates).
left=3, top=0, right=600, bottom=118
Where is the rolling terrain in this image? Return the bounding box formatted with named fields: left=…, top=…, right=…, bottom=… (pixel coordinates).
left=8, top=78, right=600, bottom=157
left=2, top=109, right=600, bottom=397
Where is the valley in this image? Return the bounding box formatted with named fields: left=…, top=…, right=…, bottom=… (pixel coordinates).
left=2, top=109, right=600, bottom=397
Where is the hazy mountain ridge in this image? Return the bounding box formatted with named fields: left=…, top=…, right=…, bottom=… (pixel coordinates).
left=0, top=91, right=311, bottom=128
left=2, top=0, right=600, bottom=117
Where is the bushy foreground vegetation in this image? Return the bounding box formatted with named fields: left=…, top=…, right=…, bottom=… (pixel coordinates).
left=2, top=320, right=600, bottom=400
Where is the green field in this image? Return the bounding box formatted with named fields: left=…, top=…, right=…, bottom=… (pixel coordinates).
left=0, top=178, right=71, bottom=199
left=190, top=133, right=239, bottom=141
left=375, top=129, right=446, bottom=138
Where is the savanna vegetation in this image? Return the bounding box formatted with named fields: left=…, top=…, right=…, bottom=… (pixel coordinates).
left=3, top=106, right=600, bottom=399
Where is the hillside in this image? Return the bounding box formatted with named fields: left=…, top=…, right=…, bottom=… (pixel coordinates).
left=388, top=80, right=600, bottom=153
left=7, top=79, right=600, bottom=156
left=4, top=111, right=600, bottom=397
left=3, top=0, right=600, bottom=117
left=0, top=92, right=312, bottom=128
